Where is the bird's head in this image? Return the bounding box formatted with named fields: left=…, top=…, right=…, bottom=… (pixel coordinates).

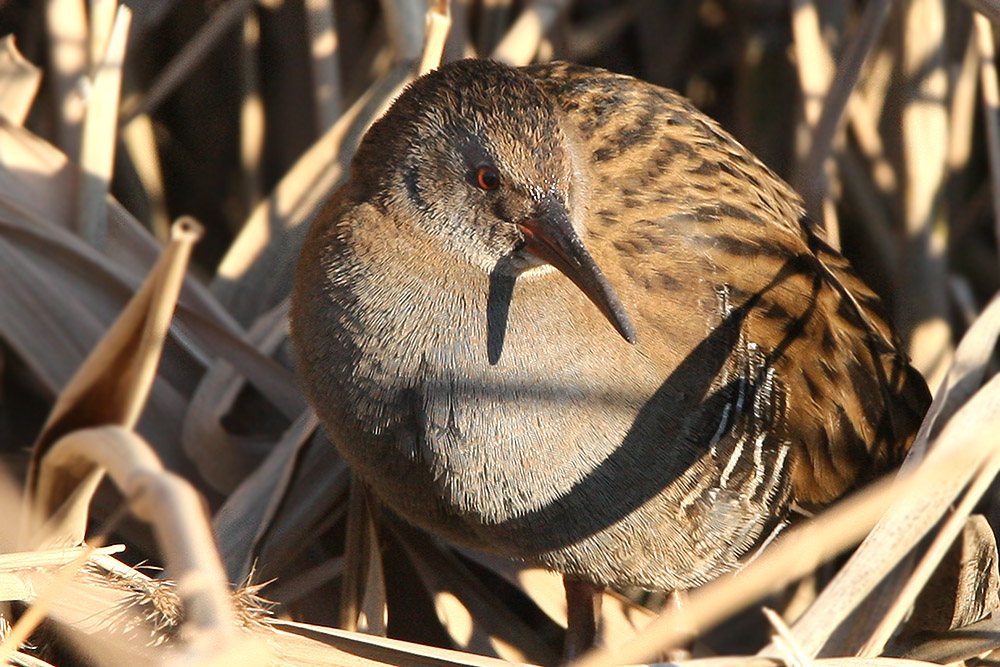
left=352, top=58, right=635, bottom=344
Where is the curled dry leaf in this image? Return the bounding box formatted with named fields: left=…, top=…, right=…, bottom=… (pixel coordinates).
left=25, top=219, right=201, bottom=547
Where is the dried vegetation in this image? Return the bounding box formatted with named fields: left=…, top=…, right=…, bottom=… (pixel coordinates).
left=1, top=0, right=1000, bottom=665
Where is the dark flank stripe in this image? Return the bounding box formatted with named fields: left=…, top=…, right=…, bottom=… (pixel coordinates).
left=820, top=325, right=837, bottom=354
left=593, top=147, right=614, bottom=162
left=689, top=204, right=766, bottom=226
left=708, top=233, right=790, bottom=258
left=658, top=272, right=683, bottom=290
left=803, top=370, right=823, bottom=401
left=761, top=301, right=792, bottom=322
left=719, top=161, right=762, bottom=189
left=690, top=160, right=720, bottom=176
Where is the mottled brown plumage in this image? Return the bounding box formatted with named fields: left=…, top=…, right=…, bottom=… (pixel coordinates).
left=291, top=58, right=929, bottom=609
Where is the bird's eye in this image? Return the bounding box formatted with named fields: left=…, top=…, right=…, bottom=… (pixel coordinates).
left=475, top=165, right=500, bottom=191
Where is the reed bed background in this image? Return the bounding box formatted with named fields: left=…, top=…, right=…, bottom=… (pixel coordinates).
left=1, top=0, right=1000, bottom=665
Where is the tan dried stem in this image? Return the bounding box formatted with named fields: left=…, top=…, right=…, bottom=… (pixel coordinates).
left=799, top=0, right=891, bottom=220
left=791, top=0, right=840, bottom=246
left=975, top=12, right=1000, bottom=266
left=78, top=4, right=131, bottom=247
left=44, top=0, right=86, bottom=162
left=492, top=0, right=572, bottom=66
left=240, top=11, right=264, bottom=213
left=419, top=0, right=452, bottom=76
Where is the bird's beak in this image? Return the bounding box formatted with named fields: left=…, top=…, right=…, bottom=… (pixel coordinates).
left=518, top=201, right=636, bottom=344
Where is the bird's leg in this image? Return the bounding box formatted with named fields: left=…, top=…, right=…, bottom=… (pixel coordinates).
left=563, top=577, right=603, bottom=662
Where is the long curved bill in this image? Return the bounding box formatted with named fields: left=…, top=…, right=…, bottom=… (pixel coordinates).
left=518, top=202, right=636, bottom=344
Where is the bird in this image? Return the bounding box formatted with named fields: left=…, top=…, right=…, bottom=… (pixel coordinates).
left=289, top=58, right=930, bottom=657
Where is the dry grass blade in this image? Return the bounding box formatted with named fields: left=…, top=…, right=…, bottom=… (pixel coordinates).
left=25, top=218, right=201, bottom=546
left=492, top=0, right=571, bottom=66
left=272, top=618, right=527, bottom=667
left=0, top=36, right=41, bottom=125
left=172, top=303, right=303, bottom=420
left=976, top=12, right=1000, bottom=260
left=419, top=0, right=452, bottom=76
left=799, top=0, right=891, bottom=218
left=340, top=480, right=387, bottom=635
left=212, top=63, right=412, bottom=324
left=181, top=298, right=297, bottom=493
left=8, top=651, right=57, bottom=667
left=272, top=620, right=941, bottom=667
left=0, top=539, right=100, bottom=664
left=304, top=0, right=342, bottom=132
left=212, top=412, right=347, bottom=585
left=78, top=4, right=131, bottom=247
left=762, top=607, right=813, bottom=667
left=0, top=117, right=74, bottom=230
left=857, top=479, right=1000, bottom=656
left=43, top=0, right=86, bottom=162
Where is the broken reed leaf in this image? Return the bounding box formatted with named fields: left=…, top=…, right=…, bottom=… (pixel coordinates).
left=31, top=426, right=269, bottom=664
left=0, top=116, right=74, bottom=229
left=26, top=219, right=201, bottom=546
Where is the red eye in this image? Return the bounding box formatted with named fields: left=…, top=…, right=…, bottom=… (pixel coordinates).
left=476, top=165, right=500, bottom=190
